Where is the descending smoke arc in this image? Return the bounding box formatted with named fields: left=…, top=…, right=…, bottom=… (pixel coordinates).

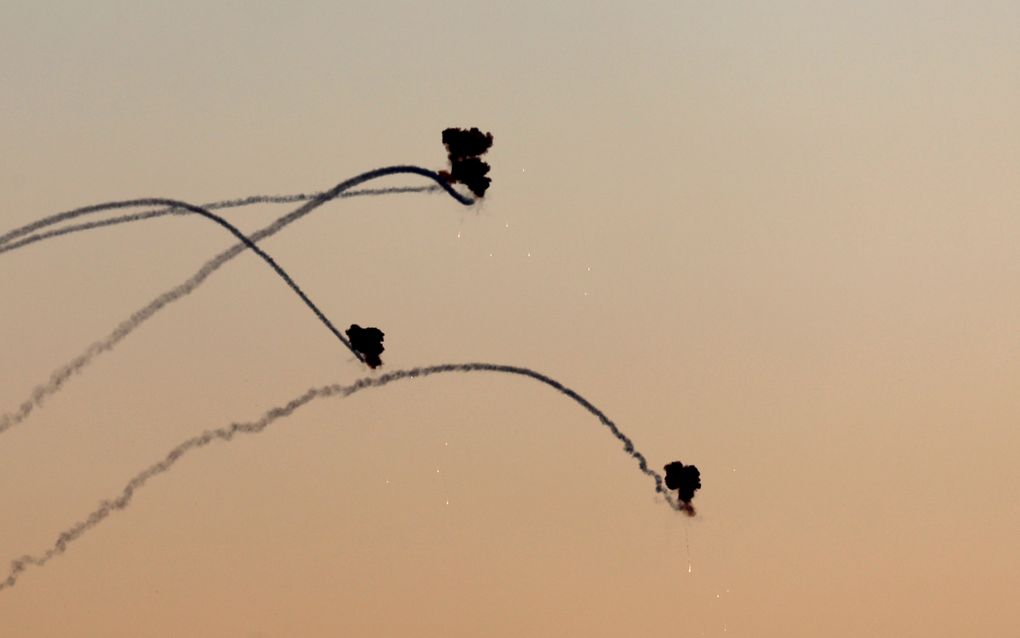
left=51, top=195, right=368, bottom=361
left=0, top=166, right=474, bottom=437
left=0, top=362, right=682, bottom=593
left=0, top=186, right=438, bottom=256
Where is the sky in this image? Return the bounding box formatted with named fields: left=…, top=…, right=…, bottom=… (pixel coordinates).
left=1, top=1, right=1018, bottom=636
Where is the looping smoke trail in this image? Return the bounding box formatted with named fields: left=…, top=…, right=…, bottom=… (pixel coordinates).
left=0, top=186, right=439, bottom=256
left=0, top=167, right=471, bottom=436
left=0, top=362, right=679, bottom=593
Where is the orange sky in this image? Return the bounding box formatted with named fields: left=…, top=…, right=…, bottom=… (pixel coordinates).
left=1, top=2, right=1018, bottom=636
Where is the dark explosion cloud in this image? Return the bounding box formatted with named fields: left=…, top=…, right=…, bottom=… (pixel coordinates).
left=664, top=460, right=701, bottom=516
left=346, top=324, right=385, bottom=369
left=442, top=127, right=493, bottom=159
left=441, top=127, right=493, bottom=197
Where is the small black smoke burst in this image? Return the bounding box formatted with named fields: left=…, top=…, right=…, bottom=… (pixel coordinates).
left=346, top=325, right=385, bottom=368
left=441, top=127, right=493, bottom=197
left=664, top=460, right=702, bottom=516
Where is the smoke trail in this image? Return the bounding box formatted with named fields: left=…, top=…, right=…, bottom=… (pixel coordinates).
left=0, top=186, right=439, bottom=256
left=0, top=166, right=467, bottom=247
left=43, top=195, right=368, bottom=361
left=0, top=167, right=472, bottom=436
left=0, top=362, right=681, bottom=593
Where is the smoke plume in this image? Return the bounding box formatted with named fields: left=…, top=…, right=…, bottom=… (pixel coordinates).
left=346, top=325, right=385, bottom=369
left=664, top=460, right=702, bottom=516
left=441, top=127, right=493, bottom=197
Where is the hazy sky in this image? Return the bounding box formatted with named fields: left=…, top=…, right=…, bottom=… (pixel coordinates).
left=1, top=2, right=1018, bottom=636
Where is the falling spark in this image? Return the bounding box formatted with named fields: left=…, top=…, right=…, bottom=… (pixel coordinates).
left=686, top=526, right=693, bottom=573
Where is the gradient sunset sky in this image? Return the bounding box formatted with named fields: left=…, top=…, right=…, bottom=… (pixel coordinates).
left=1, top=2, right=1018, bottom=636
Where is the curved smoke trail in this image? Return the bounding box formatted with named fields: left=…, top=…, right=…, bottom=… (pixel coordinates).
left=0, top=362, right=680, bottom=593
left=58, top=195, right=367, bottom=360
left=0, top=166, right=467, bottom=246
left=0, top=167, right=473, bottom=437
left=0, top=186, right=438, bottom=256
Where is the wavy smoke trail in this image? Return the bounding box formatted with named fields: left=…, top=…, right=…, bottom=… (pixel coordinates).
left=0, top=167, right=473, bottom=437
left=0, top=186, right=438, bottom=256
left=0, top=362, right=680, bottom=593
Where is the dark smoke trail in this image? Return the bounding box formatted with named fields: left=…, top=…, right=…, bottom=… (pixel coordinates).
left=0, top=362, right=681, bottom=593
left=40, top=195, right=367, bottom=361
left=0, top=167, right=472, bottom=436
left=0, top=166, right=467, bottom=247
left=0, top=186, right=439, bottom=256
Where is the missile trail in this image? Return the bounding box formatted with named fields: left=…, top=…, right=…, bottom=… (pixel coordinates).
left=48, top=195, right=367, bottom=361
left=0, top=186, right=439, bottom=256
left=0, top=166, right=467, bottom=247
left=0, top=167, right=473, bottom=437
left=0, top=362, right=681, bottom=593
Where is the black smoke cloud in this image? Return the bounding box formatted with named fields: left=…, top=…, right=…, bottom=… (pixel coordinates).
left=664, top=460, right=701, bottom=516
left=441, top=127, right=493, bottom=197
left=443, top=127, right=493, bottom=159
left=346, top=324, right=385, bottom=369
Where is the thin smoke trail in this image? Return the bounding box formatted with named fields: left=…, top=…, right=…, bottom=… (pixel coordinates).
left=0, top=165, right=467, bottom=246
left=0, top=194, right=310, bottom=247
left=0, top=362, right=681, bottom=592
left=0, top=167, right=472, bottom=436
left=0, top=186, right=439, bottom=256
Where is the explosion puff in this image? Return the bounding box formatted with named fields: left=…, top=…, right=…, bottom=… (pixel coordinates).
left=442, top=127, right=493, bottom=197
left=346, top=324, right=385, bottom=368
left=664, top=460, right=701, bottom=516
left=442, top=127, right=493, bottom=159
